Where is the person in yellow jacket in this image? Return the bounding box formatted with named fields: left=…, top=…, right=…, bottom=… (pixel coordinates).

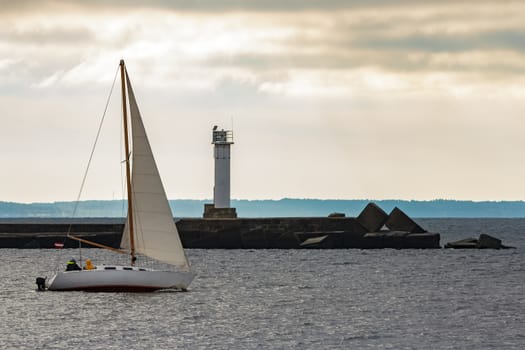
left=84, top=259, right=95, bottom=270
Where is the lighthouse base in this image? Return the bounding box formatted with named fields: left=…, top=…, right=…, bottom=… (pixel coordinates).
left=203, top=204, right=238, bottom=218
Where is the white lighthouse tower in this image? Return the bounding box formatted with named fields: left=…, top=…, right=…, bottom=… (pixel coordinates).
left=204, top=126, right=237, bottom=218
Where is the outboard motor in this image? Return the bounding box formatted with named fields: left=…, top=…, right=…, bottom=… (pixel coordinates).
left=36, top=277, right=46, bottom=291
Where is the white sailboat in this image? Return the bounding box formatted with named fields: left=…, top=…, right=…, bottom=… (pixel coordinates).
left=47, top=60, right=196, bottom=292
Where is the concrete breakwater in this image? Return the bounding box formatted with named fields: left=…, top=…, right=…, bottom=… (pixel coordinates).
left=0, top=203, right=440, bottom=249
left=444, top=233, right=514, bottom=249
left=0, top=222, right=122, bottom=249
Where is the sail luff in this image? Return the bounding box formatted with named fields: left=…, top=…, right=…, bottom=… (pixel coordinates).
left=120, top=68, right=191, bottom=271
left=119, top=60, right=136, bottom=266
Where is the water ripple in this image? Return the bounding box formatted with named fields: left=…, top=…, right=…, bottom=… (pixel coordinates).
left=0, top=219, right=524, bottom=349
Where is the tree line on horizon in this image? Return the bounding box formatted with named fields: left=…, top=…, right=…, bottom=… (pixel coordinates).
left=1, top=199, right=525, bottom=218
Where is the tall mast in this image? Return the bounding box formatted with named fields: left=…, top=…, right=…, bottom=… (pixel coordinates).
left=120, top=59, right=136, bottom=265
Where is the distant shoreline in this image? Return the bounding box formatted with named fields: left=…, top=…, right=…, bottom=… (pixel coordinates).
left=2, top=199, right=525, bottom=218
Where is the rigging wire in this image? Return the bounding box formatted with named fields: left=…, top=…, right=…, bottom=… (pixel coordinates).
left=52, top=65, right=120, bottom=272
left=69, top=65, right=120, bottom=221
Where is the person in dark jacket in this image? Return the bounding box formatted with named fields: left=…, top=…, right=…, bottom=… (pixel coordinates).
left=66, top=258, right=82, bottom=271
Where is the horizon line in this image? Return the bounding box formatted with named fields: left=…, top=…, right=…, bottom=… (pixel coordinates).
left=4, top=198, right=525, bottom=205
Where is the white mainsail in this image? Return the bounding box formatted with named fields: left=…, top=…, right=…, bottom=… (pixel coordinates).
left=120, top=70, right=190, bottom=271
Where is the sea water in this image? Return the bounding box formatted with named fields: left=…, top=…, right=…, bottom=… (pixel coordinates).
left=0, top=219, right=524, bottom=349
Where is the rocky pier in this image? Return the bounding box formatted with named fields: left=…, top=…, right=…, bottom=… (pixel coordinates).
left=445, top=233, right=514, bottom=249
left=0, top=203, right=441, bottom=249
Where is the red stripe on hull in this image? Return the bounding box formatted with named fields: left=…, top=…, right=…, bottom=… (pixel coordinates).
left=54, top=285, right=173, bottom=292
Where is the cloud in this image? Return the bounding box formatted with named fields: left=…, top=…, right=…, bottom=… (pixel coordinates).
left=2, top=1, right=525, bottom=95
left=0, top=0, right=469, bottom=13
left=349, top=30, right=525, bottom=54
left=0, top=26, right=94, bottom=45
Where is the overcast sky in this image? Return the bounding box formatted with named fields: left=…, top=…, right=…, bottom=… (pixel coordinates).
left=2, top=0, right=525, bottom=203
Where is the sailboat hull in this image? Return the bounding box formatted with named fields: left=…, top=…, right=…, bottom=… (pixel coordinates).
left=47, top=266, right=195, bottom=292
